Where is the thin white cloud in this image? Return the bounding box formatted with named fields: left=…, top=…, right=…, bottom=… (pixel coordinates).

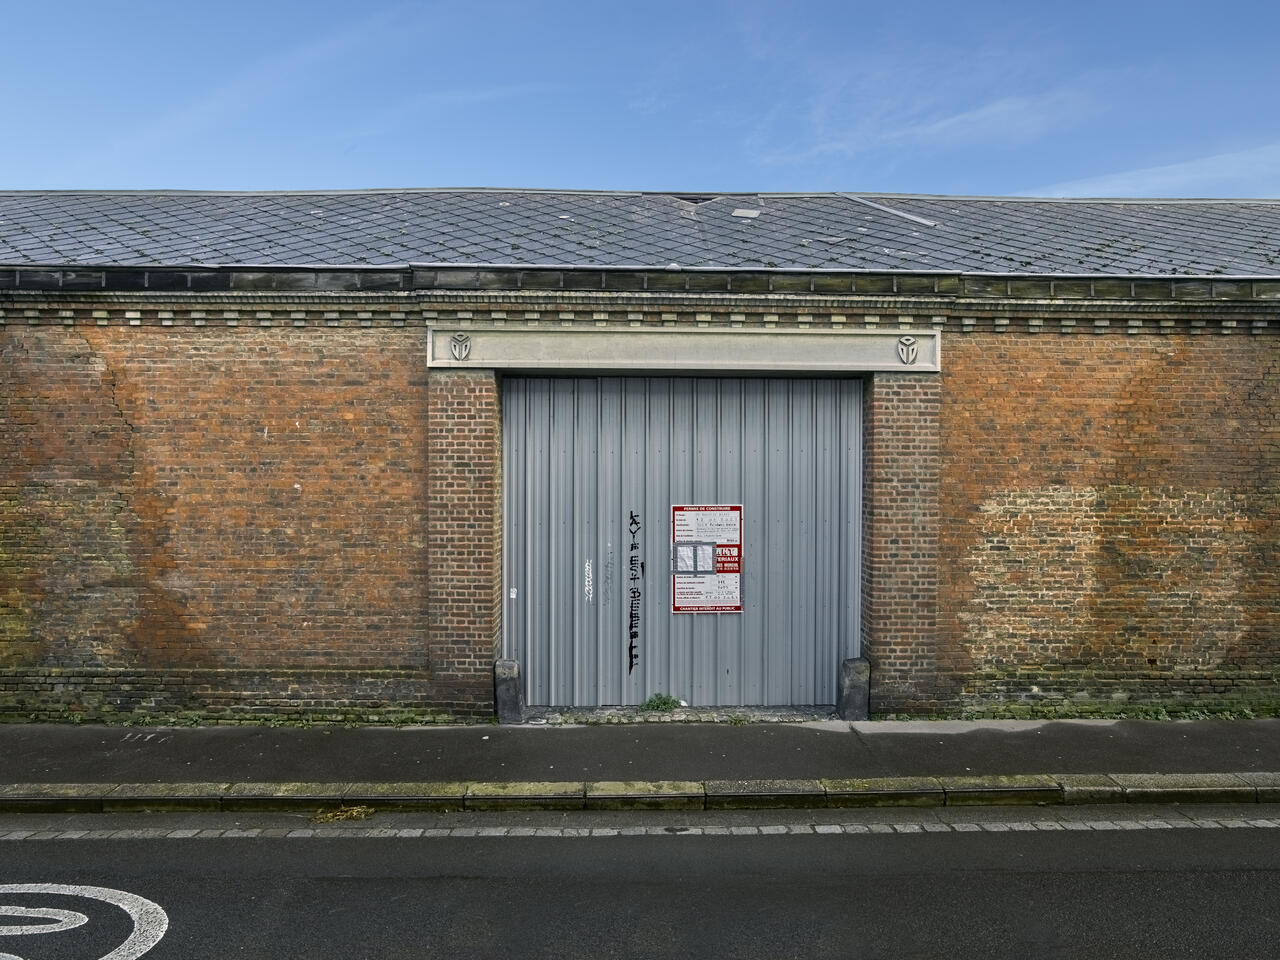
left=94, top=4, right=418, bottom=167
left=740, top=19, right=1123, bottom=169
left=361, top=82, right=556, bottom=122
left=1029, top=142, right=1280, bottom=198
left=338, top=82, right=557, bottom=150
left=753, top=76, right=1104, bottom=165
left=878, top=86, right=1095, bottom=148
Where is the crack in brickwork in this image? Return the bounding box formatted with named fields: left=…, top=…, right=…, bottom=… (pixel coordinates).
left=0, top=327, right=142, bottom=670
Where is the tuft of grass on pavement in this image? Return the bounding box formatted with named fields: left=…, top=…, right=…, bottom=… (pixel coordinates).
left=639, top=693, right=682, bottom=712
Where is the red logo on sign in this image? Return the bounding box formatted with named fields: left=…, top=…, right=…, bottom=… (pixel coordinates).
left=714, top=545, right=740, bottom=573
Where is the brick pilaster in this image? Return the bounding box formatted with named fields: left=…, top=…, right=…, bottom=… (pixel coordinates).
left=426, top=369, right=503, bottom=709
left=862, top=372, right=943, bottom=711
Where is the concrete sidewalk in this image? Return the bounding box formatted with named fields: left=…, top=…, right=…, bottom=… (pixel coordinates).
left=1, top=717, right=1277, bottom=813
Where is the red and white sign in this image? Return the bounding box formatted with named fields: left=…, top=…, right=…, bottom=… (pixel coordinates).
left=671, top=504, right=743, bottom=613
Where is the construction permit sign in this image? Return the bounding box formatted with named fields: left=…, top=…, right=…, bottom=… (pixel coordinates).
left=670, top=504, right=743, bottom=613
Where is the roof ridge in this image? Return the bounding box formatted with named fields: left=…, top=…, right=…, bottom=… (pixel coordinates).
left=1, top=188, right=1278, bottom=204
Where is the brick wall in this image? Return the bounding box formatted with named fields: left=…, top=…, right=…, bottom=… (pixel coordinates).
left=937, top=331, right=1278, bottom=714
left=2, top=317, right=497, bottom=719
left=3, top=292, right=1276, bottom=720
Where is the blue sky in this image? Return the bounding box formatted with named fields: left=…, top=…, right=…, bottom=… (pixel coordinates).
left=6, top=0, right=1279, bottom=197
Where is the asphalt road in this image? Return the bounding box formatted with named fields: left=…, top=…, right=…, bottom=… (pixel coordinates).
left=2, top=808, right=1278, bottom=959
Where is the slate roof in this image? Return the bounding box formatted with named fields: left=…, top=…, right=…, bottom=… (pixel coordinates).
left=1, top=188, right=1279, bottom=277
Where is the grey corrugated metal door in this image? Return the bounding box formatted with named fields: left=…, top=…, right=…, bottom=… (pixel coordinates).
left=503, top=377, right=861, bottom=707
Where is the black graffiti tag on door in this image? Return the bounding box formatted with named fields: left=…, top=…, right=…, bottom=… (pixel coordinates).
left=627, top=510, right=644, bottom=674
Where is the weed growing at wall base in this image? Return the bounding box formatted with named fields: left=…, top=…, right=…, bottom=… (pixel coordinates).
left=639, top=693, right=683, bottom=712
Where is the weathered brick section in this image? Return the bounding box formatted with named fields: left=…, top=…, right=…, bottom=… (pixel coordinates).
left=861, top=373, right=942, bottom=711
left=427, top=369, right=502, bottom=711
left=0, top=669, right=456, bottom=722
left=2, top=328, right=140, bottom=670
left=0, top=321, right=494, bottom=719
left=939, top=333, right=1279, bottom=714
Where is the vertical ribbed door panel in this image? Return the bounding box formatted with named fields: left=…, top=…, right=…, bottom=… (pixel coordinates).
left=503, top=376, right=860, bottom=707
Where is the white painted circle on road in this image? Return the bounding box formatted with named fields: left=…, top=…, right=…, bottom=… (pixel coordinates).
left=0, top=905, right=90, bottom=934
left=0, top=884, right=168, bottom=960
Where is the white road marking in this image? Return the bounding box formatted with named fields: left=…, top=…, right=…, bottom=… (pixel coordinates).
left=0, top=905, right=89, bottom=934
left=0, top=885, right=168, bottom=960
